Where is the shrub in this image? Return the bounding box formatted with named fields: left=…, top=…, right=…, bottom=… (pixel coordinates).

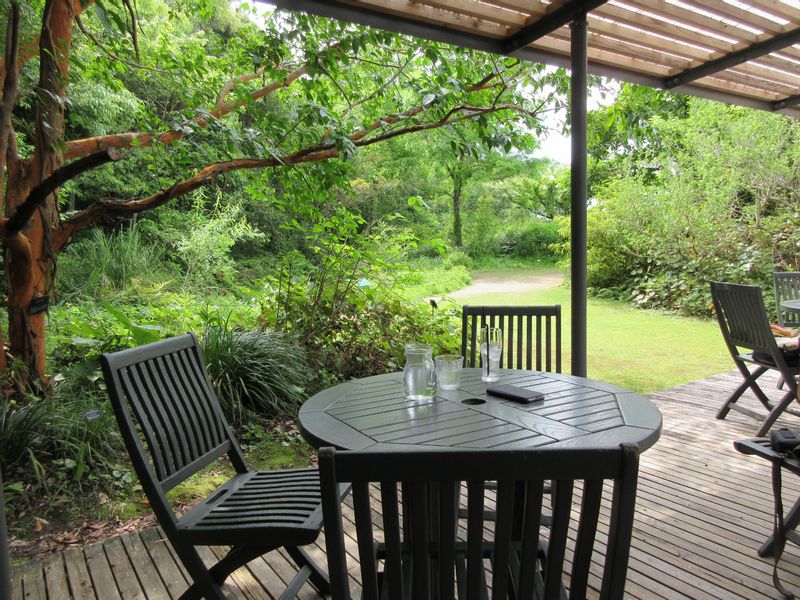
left=499, top=219, right=560, bottom=258
left=201, top=323, right=312, bottom=424
left=443, top=249, right=473, bottom=269
left=0, top=395, right=48, bottom=470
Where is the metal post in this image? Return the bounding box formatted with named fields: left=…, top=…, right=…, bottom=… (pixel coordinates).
left=570, top=14, right=588, bottom=377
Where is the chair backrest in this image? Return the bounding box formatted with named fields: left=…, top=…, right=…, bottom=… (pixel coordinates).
left=461, top=305, right=561, bottom=372
left=0, top=470, right=11, bottom=600
left=710, top=281, right=783, bottom=359
left=774, top=271, right=800, bottom=328
left=320, top=444, right=639, bottom=600
left=101, top=333, right=247, bottom=529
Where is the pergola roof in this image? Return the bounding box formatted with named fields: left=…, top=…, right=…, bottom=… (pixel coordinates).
left=277, top=0, right=800, bottom=117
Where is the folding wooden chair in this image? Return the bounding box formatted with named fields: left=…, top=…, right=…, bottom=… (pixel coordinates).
left=711, top=281, right=800, bottom=436
left=461, top=305, right=561, bottom=373
left=102, top=333, right=347, bottom=600
left=319, top=444, right=640, bottom=600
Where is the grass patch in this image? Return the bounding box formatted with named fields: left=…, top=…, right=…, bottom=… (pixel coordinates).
left=449, top=273, right=731, bottom=394
left=402, top=264, right=471, bottom=300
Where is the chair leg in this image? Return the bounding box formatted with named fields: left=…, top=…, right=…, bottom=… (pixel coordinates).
left=756, top=386, right=799, bottom=437
left=759, top=495, right=800, bottom=557
left=209, top=544, right=279, bottom=585
left=174, top=543, right=228, bottom=600
left=285, top=545, right=332, bottom=594
left=717, top=365, right=769, bottom=419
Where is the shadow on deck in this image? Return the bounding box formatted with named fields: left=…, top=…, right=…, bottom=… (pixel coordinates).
left=11, top=370, right=800, bottom=599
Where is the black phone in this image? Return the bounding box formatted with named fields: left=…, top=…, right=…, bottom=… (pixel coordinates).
left=486, top=384, right=544, bottom=403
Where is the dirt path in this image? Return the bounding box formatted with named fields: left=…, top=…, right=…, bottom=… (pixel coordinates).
left=446, top=268, right=564, bottom=299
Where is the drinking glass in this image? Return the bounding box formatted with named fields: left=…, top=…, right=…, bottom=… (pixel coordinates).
left=434, top=354, right=464, bottom=390
left=479, top=327, right=503, bottom=382
left=403, top=343, right=437, bottom=400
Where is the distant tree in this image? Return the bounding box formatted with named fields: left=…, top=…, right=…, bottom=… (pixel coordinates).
left=0, top=0, right=566, bottom=390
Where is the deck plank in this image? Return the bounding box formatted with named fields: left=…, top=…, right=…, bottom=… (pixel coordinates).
left=62, top=548, right=95, bottom=599
left=20, top=558, right=47, bottom=600
left=118, top=531, right=175, bottom=600
left=42, top=553, right=69, bottom=600
left=11, top=369, right=800, bottom=599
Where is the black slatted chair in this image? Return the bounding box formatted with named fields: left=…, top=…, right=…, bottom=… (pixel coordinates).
left=0, top=470, right=11, bottom=600
left=320, top=444, right=639, bottom=600
left=711, top=281, right=800, bottom=436
left=102, top=333, right=344, bottom=600
left=775, top=271, right=800, bottom=329
left=774, top=272, right=800, bottom=391
left=461, top=305, right=561, bottom=373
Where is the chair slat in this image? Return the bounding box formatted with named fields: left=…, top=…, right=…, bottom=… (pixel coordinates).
left=438, top=482, right=458, bottom=600
left=466, top=480, right=485, bottom=600
left=380, top=482, right=405, bottom=600
left=353, top=482, right=379, bottom=600
left=491, top=481, right=515, bottom=600
left=544, top=479, right=573, bottom=599
left=570, top=479, right=603, bottom=599
left=517, top=480, right=544, bottom=600
left=409, top=482, right=431, bottom=600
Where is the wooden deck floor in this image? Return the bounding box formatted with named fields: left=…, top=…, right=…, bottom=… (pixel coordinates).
left=12, top=370, right=800, bottom=599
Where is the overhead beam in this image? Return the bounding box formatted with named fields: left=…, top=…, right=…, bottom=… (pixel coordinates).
left=272, top=0, right=505, bottom=55
left=665, top=27, right=800, bottom=89
left=504, top=0, right=608, bottom=55
left=773, top=94, right=800, bottom=112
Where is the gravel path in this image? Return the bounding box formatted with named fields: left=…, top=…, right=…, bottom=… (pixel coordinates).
left=446, top=268, right=564, bottom=299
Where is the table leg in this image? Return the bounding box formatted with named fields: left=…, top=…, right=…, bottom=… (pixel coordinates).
left=758, top=494, right=800, bottom=557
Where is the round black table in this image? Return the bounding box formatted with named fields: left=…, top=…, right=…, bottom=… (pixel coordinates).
left=299, top=368, right=662, bottom=452
left=782, top=299, right=800, bottom=312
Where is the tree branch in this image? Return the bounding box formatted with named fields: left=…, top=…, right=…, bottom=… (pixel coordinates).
left=75, top=15, right=164, bottom=73
left=215, top=66, right=266, bottom=110
left=65, top=42, right=345, bottom=160
left=343, top=50, right=418, bottom=117
left=121, top=0, right=140, bottom=61
left=6, top=148, right=122, bottom=236
left=56, top=99, right=534, bottom=245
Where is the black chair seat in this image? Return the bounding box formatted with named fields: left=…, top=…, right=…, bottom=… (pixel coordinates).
left=179, top=468, right=325, bottom=544
left=745, top=352, right=800, bottom=368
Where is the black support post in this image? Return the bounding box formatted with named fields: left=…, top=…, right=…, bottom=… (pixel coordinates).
left=570, top=14, right=588, bottom=377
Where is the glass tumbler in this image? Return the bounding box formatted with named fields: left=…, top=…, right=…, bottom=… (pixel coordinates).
left=434, top=354, right=464, bottom=390
left=479, top=327, right=503, bottom=382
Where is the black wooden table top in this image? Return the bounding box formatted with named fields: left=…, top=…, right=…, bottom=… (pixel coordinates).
left=299, top=368, right=662, bottom=452
left=781, top=299, right=800, bottom=311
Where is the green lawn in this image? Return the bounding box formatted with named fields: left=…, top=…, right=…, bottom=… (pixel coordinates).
left=448, top=269, right=732, bottom=394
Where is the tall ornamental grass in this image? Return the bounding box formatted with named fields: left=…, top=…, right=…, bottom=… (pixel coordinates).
left=58, top=224, right=166, bottom=298
left=201, top=325, right=312, bottom=425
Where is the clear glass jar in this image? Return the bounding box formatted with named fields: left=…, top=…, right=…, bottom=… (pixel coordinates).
left=403, top=343, right=436, bottom=400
